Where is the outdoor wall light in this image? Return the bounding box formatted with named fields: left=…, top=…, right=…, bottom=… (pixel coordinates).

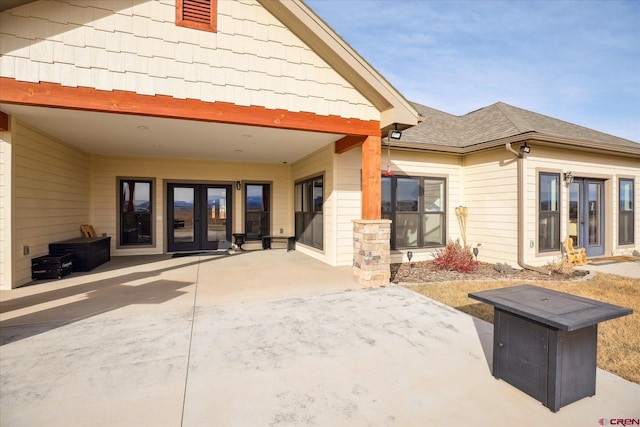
left=564, top=172, right=574, bottom=185
left=388, top=123, right=402, bottom=141
left=236, top=181, right=241, bottom=190
left=520, top=142, right=531, bottom=154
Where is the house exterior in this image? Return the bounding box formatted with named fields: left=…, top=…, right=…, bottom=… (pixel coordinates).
left=0, top=0, right=418, bottom=289
left=1, top=0, right=638, bottom=290
left=383, top=102, right=640, bottom=270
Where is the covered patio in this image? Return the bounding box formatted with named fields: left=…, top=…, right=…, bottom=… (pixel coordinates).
left=1, top=250, right=638, bottom=426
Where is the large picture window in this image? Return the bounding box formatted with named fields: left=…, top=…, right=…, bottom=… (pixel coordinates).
left=295, top=175, right=323, bottom=250
left=539, top=172, right=560, bottom=251
left=245, top=183, right=270, bottom=240
left=619, top=178, right=634, bottom=245
left=119, top=179, right=153, bottom=246
left=382, top=175, right=446, bottom=249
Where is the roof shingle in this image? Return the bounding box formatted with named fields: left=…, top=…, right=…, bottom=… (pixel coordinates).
left=402, top=101, right=639, bottom=152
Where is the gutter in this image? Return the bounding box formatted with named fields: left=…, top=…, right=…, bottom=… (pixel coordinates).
left=506, top=142, right=550, bottom=275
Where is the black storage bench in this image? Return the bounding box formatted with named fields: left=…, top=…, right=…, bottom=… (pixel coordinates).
left=262, top=235, right=295, bottom=251
left=49, top=236, right=111, bottom=272
left=32, top=253, right=73, bottom=280
left=469, top=284, right=632, bottom=412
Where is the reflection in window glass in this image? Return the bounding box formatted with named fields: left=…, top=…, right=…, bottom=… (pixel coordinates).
left=539, top=173, right=560, bottom=251
left=619, top=179, right=634, bottom=245
left=381, top=176, right=445, bottom=249
left=295, top=175, right=323, bottom=249
left=382, top=177, right=391, bottom=220
left=245, top=184, right=270, bottom=240
left=120, top=179, right=152, bottom=245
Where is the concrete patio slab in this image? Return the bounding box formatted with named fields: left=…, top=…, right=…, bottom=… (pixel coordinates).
left=1, top=251, right=638, bottom=426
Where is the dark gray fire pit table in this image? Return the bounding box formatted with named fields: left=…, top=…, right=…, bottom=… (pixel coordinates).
left=468, top=284, right=632, bottom=412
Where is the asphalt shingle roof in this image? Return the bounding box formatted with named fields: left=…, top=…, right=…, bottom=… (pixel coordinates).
left=402, top=101, right=640, bottom=151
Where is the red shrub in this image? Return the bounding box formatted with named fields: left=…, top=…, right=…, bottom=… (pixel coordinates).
left=432, top=240, right=479, bottom=273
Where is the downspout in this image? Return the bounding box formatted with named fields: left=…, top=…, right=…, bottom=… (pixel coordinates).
left=505, top=142, right=550, bottom=275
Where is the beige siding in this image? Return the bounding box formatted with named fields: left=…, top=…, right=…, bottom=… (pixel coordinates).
left=10, top=120, right=90, bottom=287
left=92, top=155, right=293, bottom=254
left=291, top=144, right=334, bottom=264
left=462, top=149, right=519, bottom=266
left=525, top=146, right=640, bottom=264
left=387, top=150, right=463, bottom=263
left=0, top=125, right=12, bottom=289
left=333, top=146, right=362, bottom=266
left=0, top=0, right=378, bottom=121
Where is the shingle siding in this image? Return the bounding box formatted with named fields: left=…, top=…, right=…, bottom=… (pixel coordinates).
left=0, top=0, right=377, bottom=121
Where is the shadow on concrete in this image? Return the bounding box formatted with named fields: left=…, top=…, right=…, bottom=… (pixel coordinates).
left=472, top=316, right=494, bottom=373
left=0, top=254, right=244, bottom=345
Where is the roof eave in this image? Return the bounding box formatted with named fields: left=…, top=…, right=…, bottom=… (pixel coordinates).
left=390, top=131, right=640, bottom=158
left=258, top=0, right=418, bottom=130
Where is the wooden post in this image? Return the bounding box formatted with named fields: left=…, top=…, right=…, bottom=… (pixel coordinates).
left=361, top=135, right=381, bottom=220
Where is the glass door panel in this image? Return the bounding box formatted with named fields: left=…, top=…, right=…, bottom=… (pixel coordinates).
left=173, top=186, right=195, bottom=244
left=568, top=182, right=580, bottom=247
left=587, top=182, right=601, bottom=246
left=207, top=187, right=228, bottom=244
left=570, top=179, right=604, bottom=257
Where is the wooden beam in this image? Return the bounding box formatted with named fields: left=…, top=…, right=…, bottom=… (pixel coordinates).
left=0, top=77, right=380, bottom=136
left=0, top=110, right=8, bottom=131
left=335, top=135, right=366, bottom=154
left=361, top=135, right=381, bottom=220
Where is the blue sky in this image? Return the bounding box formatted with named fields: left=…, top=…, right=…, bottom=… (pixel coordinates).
left=304, top=0, right=640, bottom=142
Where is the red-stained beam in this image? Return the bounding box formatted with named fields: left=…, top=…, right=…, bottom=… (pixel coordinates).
left=0, top=78, right=380, bottom=136
left=335, top=135, right=367, bottom=154
left=0, top=110, right=8, bottom=131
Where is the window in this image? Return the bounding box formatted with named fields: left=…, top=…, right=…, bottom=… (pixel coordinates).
left=539, top=173, right=560, bottom=251
left=245, top=183, right=270, bottom=240
left=119, top=179, right=153, bottom=246
left=619, top=178, right=634, bottom=245
left=382, top=175, right=446, bottom=249
left=176, top=0, right=217, bottom=32
left=295, top=175, right=323, bottom=249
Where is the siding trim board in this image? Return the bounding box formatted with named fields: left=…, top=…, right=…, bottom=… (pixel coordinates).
left=0, top=78, right=381, bottom=137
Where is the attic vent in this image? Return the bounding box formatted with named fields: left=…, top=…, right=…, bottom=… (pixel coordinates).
left=176, top=0, right=217, bottom=32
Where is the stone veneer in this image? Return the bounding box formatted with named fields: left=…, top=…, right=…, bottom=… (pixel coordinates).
left=353, top=219, right=391, bottom=287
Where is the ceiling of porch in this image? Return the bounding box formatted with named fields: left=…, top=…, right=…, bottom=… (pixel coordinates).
left=0, top=103, right=344, bottom=163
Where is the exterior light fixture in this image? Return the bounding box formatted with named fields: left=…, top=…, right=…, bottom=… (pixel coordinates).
left=388, top=123, right=402, bottom=140
left=389, top=129, right=402, bottom=140
left=520, top=142, right=531, bottom=154
left=385, top=124, right=401, bottom=176
left=236, top=181, right=241, bottom=190
left=564, top=172, right=574, bottom=185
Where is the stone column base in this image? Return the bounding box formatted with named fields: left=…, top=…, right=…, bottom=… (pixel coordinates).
left=353, top=219, right=391, bottom=287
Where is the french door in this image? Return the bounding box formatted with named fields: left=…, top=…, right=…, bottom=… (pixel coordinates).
left=568, top=179, right=604, bottom=257
left=167, top=183, right=232, bottom=252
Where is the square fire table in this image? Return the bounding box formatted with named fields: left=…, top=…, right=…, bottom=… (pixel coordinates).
left=469, top=284, right=632, bottom=412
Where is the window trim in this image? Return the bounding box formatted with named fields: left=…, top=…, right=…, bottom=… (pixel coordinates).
left=382, top=174, right=447, bottom=250
left=176, top=0, right=217, bottom=33
left=538, top=172, right=561, bottom=252
left=117, top=177, right=155, bottom=249
left=619, top=178, right=635, bottom=245
left=244, top=182, right=271, bottom=241
left=294, top=174, right=324, bottom=250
